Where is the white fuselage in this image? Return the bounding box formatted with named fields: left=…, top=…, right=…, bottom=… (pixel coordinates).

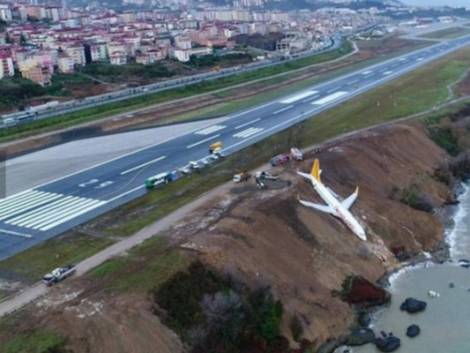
left=310, top=176, right=366, bottom=241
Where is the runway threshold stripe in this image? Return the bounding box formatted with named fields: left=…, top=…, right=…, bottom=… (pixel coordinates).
left=120, top=156, right=166, bottom=175
left=0, top=190, right=48, bottom=212
left=40, top=201, right=107, bottom=231
left=186, top=134, right=220, bottom=149
left=6, top=196, right=79, bottom=226
left=0, top=192, right=63, bottom=220
left=16, top=197, right=89, bottom=228
left=32, top=200, right=105, bottom=230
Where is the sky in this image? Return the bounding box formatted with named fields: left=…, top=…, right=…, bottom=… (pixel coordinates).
left=401, top=0, right=470, bottom=7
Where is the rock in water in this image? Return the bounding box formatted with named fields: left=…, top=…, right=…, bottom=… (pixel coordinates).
left=375, top=334, right=401, bottom=352
left=347, top=328, right=376, bottom=346
left=406, top=324, right=421, bottom=338
left=400, top=297, right=427, bottom=313
left=358, top=311, right=371, bottom=327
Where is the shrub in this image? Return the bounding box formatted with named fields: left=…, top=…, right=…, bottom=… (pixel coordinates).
left=153, top=262, right=285, bottom=352
left=153, top=261, right=229, bottom=333
left=290, top=314, right=303, bottom=342
left=450, top=152, right=470, bottom=181
left=399, top=184, right=434, bottom=213
left=427, top=126, right=460, bottom=156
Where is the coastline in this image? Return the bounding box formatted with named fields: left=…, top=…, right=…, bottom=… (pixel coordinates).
left=332, top=180, right=470, bottom=353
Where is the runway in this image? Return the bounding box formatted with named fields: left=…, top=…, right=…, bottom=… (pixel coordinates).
left=1, top=34, right=470, bottom=260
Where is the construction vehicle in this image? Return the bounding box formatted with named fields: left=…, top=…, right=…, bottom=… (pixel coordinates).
left=255, top=171, right=277, bottom=189
left=42, top=265, right=76, bottom=286
left=255, top=171, right=278, bottom=180
left=233, top=172, right=251, bottom=183
left=290, top=147, right=303, bottom=161
left=209, top=141, right=223, bottom=155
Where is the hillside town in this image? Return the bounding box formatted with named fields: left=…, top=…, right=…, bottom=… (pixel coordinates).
left=0, top=0, right=384, bottom=86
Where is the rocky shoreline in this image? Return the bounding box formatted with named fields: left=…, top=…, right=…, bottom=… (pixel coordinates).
left=320, top=181, right=468, bottom=353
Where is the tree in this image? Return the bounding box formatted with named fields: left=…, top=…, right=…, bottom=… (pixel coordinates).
left=0, top=19, right=7, bottom=33
left=20, top=33, right=27, bottom=46
left=5, top=32, right=12, bottom=44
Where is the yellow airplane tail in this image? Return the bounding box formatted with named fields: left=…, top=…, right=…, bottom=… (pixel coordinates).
left=310, top=159, right=322, bottom=183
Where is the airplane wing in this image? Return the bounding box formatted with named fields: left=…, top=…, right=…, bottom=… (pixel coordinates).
left=299, top=199, right=337, bottom=215
left=326, top=187, right=339, bottom=199
left=341, top=187, right=359, bottom=210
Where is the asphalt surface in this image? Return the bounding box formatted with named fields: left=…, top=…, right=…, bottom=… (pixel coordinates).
left=1, top=34, right=470, bottom=260
left=4, top=117, right=228, bottom=196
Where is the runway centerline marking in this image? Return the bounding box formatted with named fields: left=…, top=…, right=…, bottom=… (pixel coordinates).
left=120, top=156, right=166, bottom=175
left=273, top=105, right=293, bottom=115
left=194, top=125, right=226, bottom=135
left=235, top=118, right=261, bottom=130
left=186, top=134, right=221, bottom=149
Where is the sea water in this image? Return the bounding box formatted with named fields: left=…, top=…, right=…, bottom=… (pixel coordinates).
left=354, top=184, right=470, bottom=353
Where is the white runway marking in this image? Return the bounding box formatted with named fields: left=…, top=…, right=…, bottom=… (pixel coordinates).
left=235, top=118, right=261, bottom=130
left=383, top=71, right=393, bottom=76
left=273, top=105, right=293, bottom=115
left=0, top=229, right=32, bottom=238
left=301, top=94, right=320, bottom=103
left=120, top=156, right=166, bottom=175
left=362, top=70, right=372, bottom=75
left=6, top=195, right=107, bottom=231
left=279, top=91, right=318, bottom=104
left=416, top=57, right=424, bottom=61
left=195, top=125, right=225, bottom=135
left=311, top=91, right=348, bottom=105
left=186, top=134, right=220, bottom=149
left=233, top=127, right=264, bottom=139
left=0, top=191, right=63, bottom=221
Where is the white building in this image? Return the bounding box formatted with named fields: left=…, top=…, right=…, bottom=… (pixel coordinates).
left=57, top=55, right=75, bottom=73
left=0, top=53, right=14, bottom=78
left=0, top=5, right=12, bottom=22
left=63, top=44, right=85, bottom=66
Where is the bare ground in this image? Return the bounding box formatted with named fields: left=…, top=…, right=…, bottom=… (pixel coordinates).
left=0, top=121, right=455, bottom=352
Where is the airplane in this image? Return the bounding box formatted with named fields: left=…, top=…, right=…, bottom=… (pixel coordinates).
left=297, top=159, right=367, bottom=241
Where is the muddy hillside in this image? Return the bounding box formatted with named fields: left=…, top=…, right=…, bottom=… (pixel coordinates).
left=3, top=120, right=467, bottom=353
left=172, top=122, right=454, bottom=347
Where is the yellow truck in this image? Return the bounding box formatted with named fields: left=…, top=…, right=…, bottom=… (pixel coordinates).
left=209, top=141, right=223, bottom=154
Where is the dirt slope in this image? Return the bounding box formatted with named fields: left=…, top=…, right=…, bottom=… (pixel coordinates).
left=170, top=122, right=451, bottom=346
left=0, top=122, right=454, bottom=352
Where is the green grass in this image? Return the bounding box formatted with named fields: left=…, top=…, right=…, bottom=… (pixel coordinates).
left=0, top=233, right=115, bottom=281
left=420, top=27, right=470, bottom=40
left=2, top=330, right=66, bottom=353
left=0, top=41, right=353, bottom=143
left=1, top=42, right=466, bottom=289
left=102, top=47, right=470, bottom=236
left=90, top=237, right=189, bottom=292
